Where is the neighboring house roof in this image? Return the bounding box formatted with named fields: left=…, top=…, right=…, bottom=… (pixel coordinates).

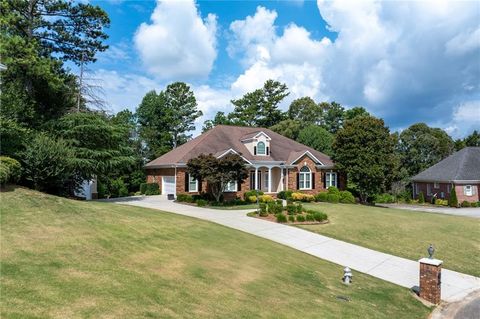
left=411, top=147, right=480, bottom=182
left=145, top=125, right=334, bottom=168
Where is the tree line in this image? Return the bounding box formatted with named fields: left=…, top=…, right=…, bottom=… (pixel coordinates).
left=1, top=1, right=478, bottom=201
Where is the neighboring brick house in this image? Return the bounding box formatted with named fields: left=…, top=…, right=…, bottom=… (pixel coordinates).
left=145, top=125, right=344, bottom=199
left=411, top=147, right=480, bottom=203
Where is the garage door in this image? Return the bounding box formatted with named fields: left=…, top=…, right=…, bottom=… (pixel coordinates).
left=162, top=176, right=176, bottom=195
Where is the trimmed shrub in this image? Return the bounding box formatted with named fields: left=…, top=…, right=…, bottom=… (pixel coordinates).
left=277, top=190, right=293, bottom=200
left=327, top=186, right=340, bottom=195
left=247, top=195, right=257, bottom=203
left=305, top=214, right=315, bottom=222
left=259, top=194, right=274, bottom=203
left=374, top=193, right=396, bottom=204
left=145, top=183, right=160, bottom=195
left=315, top=192, right=328, bottom=202
left=339, top=190, right=355, bottom=204
left=276, top=213, right=287, bottom=223
left=0, top=156, right=21, bottom=183
left=326, top=194, right=340, bottom=203
left=177, top=194, right=194, bottom=203
left=0, top=164, right=9, bottom=185
left=461, top=200, right=471, bottom=207
left=259, top=203, right=267, bottom=214
left=418, top=191, right=425, bottom=204
left=313, top=211, right=328, bottom=222
left=286, top=204, right=296, bottom=215
left=139, top=183, right=148, bottom=195
left=448, top=187, right=458, bottom=207
left=295, top=203, right=303, bottom=214
left=292, top=192, right=315, bottom=202
left=288, top=215, right=295, bottom=223
left=269, top=202, right=283, bottom=215
left=196, top=199, right=208, bottom=207
left=434, top=198, right=448, bottom=206
left=244, top=190, right=264, bottom=200
left=296, top=215, right=305, bottom=222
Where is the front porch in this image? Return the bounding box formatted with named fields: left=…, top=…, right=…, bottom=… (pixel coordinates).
left=248, top=165, right=286, bottom=194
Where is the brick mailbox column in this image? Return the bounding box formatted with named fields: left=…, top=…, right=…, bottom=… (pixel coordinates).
left=419, top=258, right=442, bottom=304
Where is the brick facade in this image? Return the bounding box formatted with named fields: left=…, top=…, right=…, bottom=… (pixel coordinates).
left=419, top=260, right=442, bottom=304
left=414, top=182, right=479, bottom=203
left=146, top=157, right=344, bottom=199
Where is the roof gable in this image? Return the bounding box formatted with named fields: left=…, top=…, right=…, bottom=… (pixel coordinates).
left=411, top=147, right=480, bottom=182
left=145, top=125, right=334, bottom=168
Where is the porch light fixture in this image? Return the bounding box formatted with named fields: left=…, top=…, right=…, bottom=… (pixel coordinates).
left=427, top=244, right=435, bottom=259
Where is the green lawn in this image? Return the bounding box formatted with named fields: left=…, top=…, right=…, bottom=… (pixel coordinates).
left=208, top=203, right=259, bottom=210
left=0, top=187, right=430, bottom=318
left=301, top=202, right=480, bottom=277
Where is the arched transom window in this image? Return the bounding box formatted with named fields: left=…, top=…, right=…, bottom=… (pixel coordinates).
left=299, top=166, right=312, bottom=190
left=257, top=141, right=266, bottom=155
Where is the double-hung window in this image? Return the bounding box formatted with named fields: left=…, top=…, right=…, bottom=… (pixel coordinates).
left=188, top=176, right=198, bottom=192
left=326, top=172, right=337, bottom=188
left=464, top=185, right=473, bottom=196
left=434, top=182, right=440, bottom=189
left=299, top=166, right=312, bottom=190
left=224, top=180, right=237, bottom=192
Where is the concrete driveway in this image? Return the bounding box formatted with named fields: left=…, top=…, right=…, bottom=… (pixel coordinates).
left=111, top=195, right=480, bottom=303
left=378, top=204, right=480, bottom=218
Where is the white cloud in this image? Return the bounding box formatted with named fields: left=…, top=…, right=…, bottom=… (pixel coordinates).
left=134, top=0, right=217, bottom=80
left=444, top=101, right=480, bottom=138
left=220, top=2, right=479, bottom=136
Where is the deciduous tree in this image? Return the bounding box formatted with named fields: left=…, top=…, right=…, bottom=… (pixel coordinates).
left=333, top=116, right=396, bottom=202
left=297, top=125, right=334, bottom=156
left=187, top=154, right=248, bottom=202
left=287, top=97, right=323, bottom=124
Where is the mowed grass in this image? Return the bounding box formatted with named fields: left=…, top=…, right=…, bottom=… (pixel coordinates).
left=0, top=188, right=430, bottom=319
left=301, top=202, right=480, bottom=277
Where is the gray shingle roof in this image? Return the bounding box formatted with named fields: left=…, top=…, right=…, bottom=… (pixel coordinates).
left=411, top=147, right=480, bottom=182
left=145, top=125, right=334, bottom=168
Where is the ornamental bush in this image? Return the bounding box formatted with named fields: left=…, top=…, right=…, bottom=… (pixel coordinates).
left=288, top=215, right=295, bottom=223
left=418, top=191, right=425, bottom=204
left=196, top=199, right=208, bottom=207
left=448, top=187, right=458, bottom=207
left=339, top=190, right=355, bottom=204
left=434, top=198, right=448, bottom=206
left=177, top=194, right=194, bottom=202
left=326, top=194, right=340, bottom=203
left=286, top=204, right=296, bottom=215
left=277, top=190, right=293, bottom=200
left=269, top=202, right=283, bottom=215
left=276, top=213, right=287, bottom=223
left=144, top=183, right=160, bottom=195
left=305, top=214, right=315, bottom=222
left=296, top=215, right=306, bottom=222
left=244, top=190, right=264, bottom=200
left=374, top=193, right=396, bottom=204
left=259, top=203, right=267, bottom=214
left=259, top=194, right=274, bottom=203
left=0, top=156, right=21, bottom=183
left=247, top=195, right=257, bottom=203
left=461, top=200, right=471, bottom=207
left=313, top=211, right=328, bottom=222
left=327, top=186, right=340, bottom=195
left=295, top=203, right=303, bottom=214
left=140, top=183, right=148, bottom=195
left=291, top=192, right=315, bottom=202
left=315, top=192, right=328, bottom=202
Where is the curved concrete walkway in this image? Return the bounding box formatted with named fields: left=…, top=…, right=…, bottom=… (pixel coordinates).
left=111, top=196, right=480, bottom=303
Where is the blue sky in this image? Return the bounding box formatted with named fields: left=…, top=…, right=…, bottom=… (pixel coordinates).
left=85, top=0, right=480, bottom=138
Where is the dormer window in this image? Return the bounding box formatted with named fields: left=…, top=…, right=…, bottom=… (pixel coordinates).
left=257, top=142, right=266, bottom=155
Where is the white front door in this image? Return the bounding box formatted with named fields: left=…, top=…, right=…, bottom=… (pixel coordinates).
left=162, top=176, right=176, bottom=195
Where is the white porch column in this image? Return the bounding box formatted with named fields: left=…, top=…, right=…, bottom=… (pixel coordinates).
left=286, top=168, right=289, bottom=190
left=268, top=167, right=272, bottom=193
left=255, top=167, right=259, bottom=190
left=281, top=168, right=284, bottom=191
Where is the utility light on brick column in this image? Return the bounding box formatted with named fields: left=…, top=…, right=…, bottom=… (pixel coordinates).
left=419, top=244, right=442, bottom=304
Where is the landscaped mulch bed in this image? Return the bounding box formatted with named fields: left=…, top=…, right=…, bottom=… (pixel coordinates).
left=249, top=213, right=329, bottom=225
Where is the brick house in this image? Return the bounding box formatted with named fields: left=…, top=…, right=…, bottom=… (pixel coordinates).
left=145, top=125, right=345, bottom=199
left=411, top=147, right=480, bottom=203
